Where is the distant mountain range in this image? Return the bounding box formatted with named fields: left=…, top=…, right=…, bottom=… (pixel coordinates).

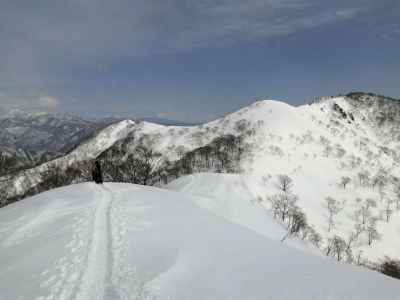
left=0, top=110, right=115, bottom=176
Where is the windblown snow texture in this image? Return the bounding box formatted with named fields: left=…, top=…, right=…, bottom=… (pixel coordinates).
left=0, top=182, right=399, bottom=300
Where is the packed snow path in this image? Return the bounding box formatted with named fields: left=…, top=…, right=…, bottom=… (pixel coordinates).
left=0, top=184, right=118, bottom=300
left=75, top=185, right=114, bottom=300
left=1, top=182, right=400, bottom=300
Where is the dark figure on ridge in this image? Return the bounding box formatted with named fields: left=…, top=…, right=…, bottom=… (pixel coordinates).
left=92, top=160, right=103, bottom=184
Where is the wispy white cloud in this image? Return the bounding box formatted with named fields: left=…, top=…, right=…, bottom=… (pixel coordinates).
left=156, top=112, right=170, bottom=119
left=0, top=94, right=60, bottom=115
left=379, top=24, right=400, bottom=41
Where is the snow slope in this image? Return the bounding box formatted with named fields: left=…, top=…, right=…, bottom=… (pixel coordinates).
left=166, top=173, right=319, bottom=253
left=1, top=183, right=399, bottom=300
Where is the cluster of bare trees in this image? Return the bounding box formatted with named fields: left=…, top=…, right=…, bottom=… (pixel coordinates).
left=353, top=168, right=388, bottom=190
left=323, top=195, right=383, bottom=263
left=234, top=119, right=256, bottom=137
left=168, top=134, right=246, bottom=177
left=0, top=160, right=92, bottom=207
left=323, top=197, right=354, bottom=262
left=353, top=196, right=394, bottom=246
left=357, top=168, right=400, bottom=217
left=99, top=141, right=162, bottom=186
left=325, top=235, right=348, bottom=261
left=334, top=168, right=400, bottom=250
left=0, top=152, right=17, bottom=173
left=323, top=168, right=400, bottom=265
left=0, top=151, right=26, bottom=176
left=125, top=146, right=161, bottom=185
left=96, top=133, right=248, bottom=187
left=0, top=150, right=57, bottom=177
left=268, top=175, right=321, bottom=246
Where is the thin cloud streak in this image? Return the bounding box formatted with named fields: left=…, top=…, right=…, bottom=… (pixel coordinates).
left=0, top=94, right=60, bottom=115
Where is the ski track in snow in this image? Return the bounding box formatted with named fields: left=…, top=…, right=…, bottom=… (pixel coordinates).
left=110, top=188, right=154, bottom=300
left=34, top=184, right=150, bottom=300
left=36, top=184, right=119, bottom=300
left=74, top=185, right=113, bottom=300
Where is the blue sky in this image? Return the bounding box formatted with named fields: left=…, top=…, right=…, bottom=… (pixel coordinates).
left=0, top=0, right=399, bottom=122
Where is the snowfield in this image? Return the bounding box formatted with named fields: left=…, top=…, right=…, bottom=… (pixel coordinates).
left=166, top=173, right=319, bottom=254
left=1, top=182, right=399, bottom=300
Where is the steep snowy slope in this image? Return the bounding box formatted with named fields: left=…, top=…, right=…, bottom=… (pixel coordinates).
left=0, top=183, right=399, bottom=300
left=166, top=173, right=320, bottom=253
left=240, top=98, right=400, bottom=263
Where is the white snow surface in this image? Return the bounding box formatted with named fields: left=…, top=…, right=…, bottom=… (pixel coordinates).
left=1, top=182, right=399, bottom=300
left=166, top=173, right=319, bottom=253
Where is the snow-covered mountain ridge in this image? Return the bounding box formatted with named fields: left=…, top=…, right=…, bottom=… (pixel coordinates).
left=1, top=92, right=400, bottom=267
left=1, top=182, right=399, bottom=299
left=0, top=110, right=201, bottom=176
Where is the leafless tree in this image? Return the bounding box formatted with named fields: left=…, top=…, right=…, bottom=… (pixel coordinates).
left=344, top=224, right=363, bottom=261
left=340, top=176, right=351, bottom=189
left=281, top=208, right=307, bottom=242
left=325, top=197, right=342, bottom=232
left=0, top=192, right=7, bottom=206
left=175, top=145, right=188, bottom=159
left=372, top=171, right=387, bottom=191
left=325, top=235, right=347, bottom=261
left=269, top=194, right=282, bottom=219
left=394, top=186, right=400, bottom=210
left=277, top=174, right=293, bottom=193
left=305, top=226, right=322, bottom=248
left=269, top=193, right=298, bottom=222
left=357, top=170, right=370, bottom=186
left=384, top=199, right=394, bottom=222
left=354, top=198, right=376, bottom=227
left=366, top=217, right=381, bottom=246
left=355, top=250, right=364, bottom=266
